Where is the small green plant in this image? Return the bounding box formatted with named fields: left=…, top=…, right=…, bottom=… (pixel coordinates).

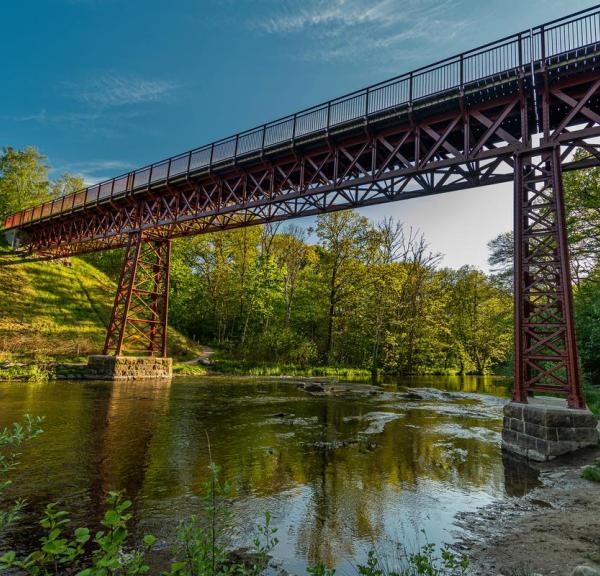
left=308, top=563, right=336, bottom=576
left=0, top=413, right=44, bottom=533
left=0, top=491, right=156, bottom=576
left=352, top=538, right=469, bottom=576
left=27, top=365, right=54, bottom=383
left=164, top=461, right=278, bottom=576
left=582, top=461, right=600, bottom=482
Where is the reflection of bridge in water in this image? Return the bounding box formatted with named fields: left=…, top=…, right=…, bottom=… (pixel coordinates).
left=3, top=6, right=600, bottom=408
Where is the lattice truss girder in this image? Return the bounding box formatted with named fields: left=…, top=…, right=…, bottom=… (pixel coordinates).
left=27, top=75, right=600, bottom=258
left=103, top=232, right=171, bottom=357
left=28, top=93, right=531, bottom=256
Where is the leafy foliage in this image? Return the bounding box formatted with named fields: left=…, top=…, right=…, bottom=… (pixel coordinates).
left=167, top=213, right=512, bottom=375
left=575, top=266, right=600, bottom=383
left=0, top=147, right=51, bottom=222
left=0, top=414, right=44, bottom=533
left=354, top=539, right=468, bottom=576
left=0, top=492, right=156, bottom=575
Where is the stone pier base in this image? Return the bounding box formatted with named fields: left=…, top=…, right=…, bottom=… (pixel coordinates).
left=502, top=397, right=599, bottom=461
left=86, top=355, right=172, bottom=380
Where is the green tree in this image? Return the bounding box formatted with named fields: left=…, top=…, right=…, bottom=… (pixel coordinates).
left=563, top=153, right=600, bottom=283
left=0, top=146, right=50, bottom=222
left=49, top=172, right=85, bottom=198
left=445, top=267, right=512, bottom=374
left=487, top=231, right=513, bottom=290
left=575, top=266, right=600, bottom=382
left=314, top=211, right=374, bottom=363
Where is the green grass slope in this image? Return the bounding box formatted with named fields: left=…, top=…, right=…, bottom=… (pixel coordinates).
left=0, top=246, right=200, bottom=363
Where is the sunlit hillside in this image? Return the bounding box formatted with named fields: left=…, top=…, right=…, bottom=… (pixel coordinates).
left=0, top=244, right=199, bottom=361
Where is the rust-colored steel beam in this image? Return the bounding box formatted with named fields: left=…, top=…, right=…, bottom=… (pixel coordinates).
left=17, top=80, right=600, bottom=257
left=103, top=232, right=171, bottom=357
left=513, top=149, right=584, bottom=408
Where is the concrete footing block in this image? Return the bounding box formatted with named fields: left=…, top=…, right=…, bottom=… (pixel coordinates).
left=86, top=355, right=172, bottom=381
left=502, top=397, right=599, bottom=461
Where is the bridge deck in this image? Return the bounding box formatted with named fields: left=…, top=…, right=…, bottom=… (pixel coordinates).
left=4, top=5, right=600, bottom=236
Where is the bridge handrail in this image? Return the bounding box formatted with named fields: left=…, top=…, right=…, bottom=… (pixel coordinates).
left=4, top=4, right=600, bottom=232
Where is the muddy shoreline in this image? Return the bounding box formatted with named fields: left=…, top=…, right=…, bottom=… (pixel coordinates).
left=456, top=446, right=600, bottom=576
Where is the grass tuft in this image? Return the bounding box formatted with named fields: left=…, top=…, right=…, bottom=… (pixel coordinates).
left=582, top=461, right=600, bottom=483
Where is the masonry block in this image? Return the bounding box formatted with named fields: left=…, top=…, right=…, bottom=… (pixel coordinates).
left=502, top=397, right=599, bottom=461
left=86, top=355, right=172, bottom=381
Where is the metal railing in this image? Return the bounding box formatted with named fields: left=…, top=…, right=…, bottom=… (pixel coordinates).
left=4, top=4, right=600, bottom=231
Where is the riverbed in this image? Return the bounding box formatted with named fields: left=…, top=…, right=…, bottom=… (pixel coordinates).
left=0, top=375, right=536, bottom=573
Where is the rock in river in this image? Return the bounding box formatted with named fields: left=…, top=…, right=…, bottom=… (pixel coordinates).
left=571, top=567, right=600, bottom=576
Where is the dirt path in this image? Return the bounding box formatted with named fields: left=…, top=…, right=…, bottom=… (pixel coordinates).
left=456, top=447, right=600, bottom=575
left=181, top=345, right=215, bottom=364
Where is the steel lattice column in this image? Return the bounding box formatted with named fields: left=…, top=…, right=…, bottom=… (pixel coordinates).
left=103, top=232, right=171, bottom=357
left=513, top=147, right=584, bottom=409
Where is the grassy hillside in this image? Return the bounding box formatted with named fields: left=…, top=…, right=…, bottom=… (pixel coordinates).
left=0, top=245, right=201, bottom=363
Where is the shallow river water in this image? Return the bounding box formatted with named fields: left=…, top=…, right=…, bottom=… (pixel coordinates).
left=0, top=375, right=539, bottom=573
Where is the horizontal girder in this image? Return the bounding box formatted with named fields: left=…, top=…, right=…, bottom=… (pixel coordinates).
left=7, top=72, right=600, bottom=258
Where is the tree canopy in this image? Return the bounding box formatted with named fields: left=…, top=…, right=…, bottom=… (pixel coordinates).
left=0, top=147, right=51, bottom=222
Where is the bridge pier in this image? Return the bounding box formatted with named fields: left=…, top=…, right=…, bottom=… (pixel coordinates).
left=85, top=355, right=172, bottom=381
left=502, top=398, right=597, bottom=461
left=98, top=231, right=173, bottom=380
left=502, top=145, right=598, bottom=460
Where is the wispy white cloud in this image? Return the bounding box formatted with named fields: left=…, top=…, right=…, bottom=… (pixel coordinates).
left=8, top=108, right=143, bottom=125
left=252, top=0, right=470, bottom=63
left=53, top=159, right=136, bottom=186
left=64, top=73, right=179, bottom=108
left=257, top=0, right=407, bottom=33
left=4, top=107, right=151, bottom=140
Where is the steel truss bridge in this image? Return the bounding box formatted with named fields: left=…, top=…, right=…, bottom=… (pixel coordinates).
left=4, top=5, right=600, bottom=408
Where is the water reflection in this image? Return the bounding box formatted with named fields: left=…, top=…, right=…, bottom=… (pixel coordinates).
left=0, top=375, right=531, bottom=573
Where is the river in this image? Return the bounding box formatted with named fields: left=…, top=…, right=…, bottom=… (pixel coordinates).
left=0, top=375, right=539, bottom=573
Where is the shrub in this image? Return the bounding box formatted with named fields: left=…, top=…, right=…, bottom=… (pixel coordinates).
left=582, top=462, right=600, bottom=482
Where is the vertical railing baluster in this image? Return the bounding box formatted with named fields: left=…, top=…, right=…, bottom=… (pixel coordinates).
left=541, top=24, right=546, bottom=64
left=518, top=33, right=523, bottom=70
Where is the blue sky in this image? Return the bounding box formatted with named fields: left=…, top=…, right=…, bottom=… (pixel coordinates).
left=1, top=0, right=595, bottom=269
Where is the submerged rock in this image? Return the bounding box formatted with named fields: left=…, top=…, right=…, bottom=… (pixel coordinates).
left=302, top=383, right=325, bottom=393
left=310, top=438, right=359, bottom=451
left=571, top=567, right=600, bottom=576
left=403, top=391, right=424, bottom=400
